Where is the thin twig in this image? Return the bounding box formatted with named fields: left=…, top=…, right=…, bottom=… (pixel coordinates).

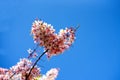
left=74, top=24, right=80, bottom=32
left=26, top=49, right=48, bottom=80
left=28, top=44, right=39, bottom=59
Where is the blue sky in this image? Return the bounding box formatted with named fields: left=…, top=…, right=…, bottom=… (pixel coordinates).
left=0, top=0, right=120, bottom=80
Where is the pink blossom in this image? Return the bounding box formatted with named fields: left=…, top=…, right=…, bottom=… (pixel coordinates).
left=10, top=58, right=40, bottom=80
left=31, top=20, right=75, bottom=58
left=39, top=68, right=59, bottom=80
left=0, top=19, right=76, bottom=80
left=0, top=68, right=8, bottom=74
left=0, top=58, right=40, bottom=80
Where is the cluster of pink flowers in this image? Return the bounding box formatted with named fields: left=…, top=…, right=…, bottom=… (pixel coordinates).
left=10, top=58, right=40, bottom=80
left=0, top=68, right=9, bottom=79
left=38, top=68, right=59, bottom=80
left=0, top=67, right=59, bottom=80
left=0, top=19, right=76, bottom=80
left=0, top=58, right=40, bottom=80
left=0, top=58, right=59, bottom=80
left=31, top=20, right=75, bottom=58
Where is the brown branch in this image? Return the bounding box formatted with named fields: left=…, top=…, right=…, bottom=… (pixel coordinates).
left=26, top=49, right=49, bottom=80
left=9, top=72, right=16, bottom=79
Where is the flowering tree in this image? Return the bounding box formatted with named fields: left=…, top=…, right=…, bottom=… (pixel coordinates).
left=0, top=19, right=78, bottom=80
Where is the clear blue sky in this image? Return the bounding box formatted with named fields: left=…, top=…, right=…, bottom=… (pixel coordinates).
left=0, top=0, right=120, bottom=80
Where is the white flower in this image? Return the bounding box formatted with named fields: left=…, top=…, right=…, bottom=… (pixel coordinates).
left=27, top=48, right=33, bottom=54
left=39, top=68, right=59, bottom=80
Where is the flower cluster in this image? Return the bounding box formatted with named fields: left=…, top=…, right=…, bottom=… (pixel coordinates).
left=35, top=68, right=59, bottom=80
left=0, top=58, right=40, bottom=80
left=0, top=68, right=9, bottom=79
left=31, top=20, right=75, bottom=58
left=0, top=19, right=77, bottom=80
left=0, top=68, right=8, bottom=74
left=0, top=67, right=59, bottom=80
left=10, top=58, right=40, bottom=80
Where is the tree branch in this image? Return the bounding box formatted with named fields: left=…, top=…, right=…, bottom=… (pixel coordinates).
left=26, top=49, right=48, bottom=80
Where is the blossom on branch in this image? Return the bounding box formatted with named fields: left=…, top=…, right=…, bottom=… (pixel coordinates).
left=0, top=19, right=77, bottom=80
left=35, top=68, right=59, bottom=80
left=31, top=20, right=75, bottom=58
left=10, top=58, right=40, bottom=80
left=0, top=58, right=40, bottom=80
